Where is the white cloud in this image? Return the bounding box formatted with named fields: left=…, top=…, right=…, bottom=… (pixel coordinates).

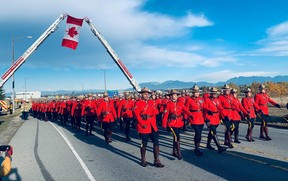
left=0, top=0, right=238, bottom=70
left=251, top=21, right=288, bottom=56
left=181, top=11, right=214, bottom=27
left=193, top=70, right=279, bottom=83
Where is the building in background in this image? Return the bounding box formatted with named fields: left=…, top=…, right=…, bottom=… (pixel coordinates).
left=15, top=91, right=41, bottom=100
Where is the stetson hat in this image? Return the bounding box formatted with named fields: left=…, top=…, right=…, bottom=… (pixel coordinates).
left=222, top=84, right=231, bottom=90
left=209, top=87, right=219, bottom=93
left=258, top=84, right=267, bottom=90
left=168, top=89, right=180, bottom=95
left=191, top=85, right=200, bottom=93
left=103, top=91, right=109, bottom=97
left=230, top=88, right=237, bottom=94
left=124, top=92, right=130, bottom=97
left=244, top=88, right=252, bottom=93
left=138, top=87, right=152, bottom=93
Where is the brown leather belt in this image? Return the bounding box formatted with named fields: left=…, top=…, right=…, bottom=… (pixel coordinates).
left=190, top=110, right=201, bottom=112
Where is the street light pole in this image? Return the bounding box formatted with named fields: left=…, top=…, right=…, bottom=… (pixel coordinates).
left=24, top=77, right=28, bottom=101
left=11, top=35, right=33, bottom=113
left=103, top=69, right=106, bottom=91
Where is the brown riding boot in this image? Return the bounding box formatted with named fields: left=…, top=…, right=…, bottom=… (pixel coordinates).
left=172, top=142, right=177, bottom=157
left=153, top=145, right=164, bottom=168
left=212, top=135, right=226, bottom=153
left=140, top=146, right=147, bottom=167
left=194, top=141, right=203, bottom=156
left=264, top=127, right=272, bottom=140
left=250, top=129, right=255, bottom=142
left=206, top=132, right=215, bottom=150
left=227, top=132, right=233, bottom=148
left=245, top=129, right=252, bottom=142
left=260, top=126, right=266, bottom=139
left=176, top=141, right=182, bottom=160
left=108, top=131, right=112, bottom=143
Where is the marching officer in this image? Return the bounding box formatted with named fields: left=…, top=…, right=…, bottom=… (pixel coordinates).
left=81, top=94, right=97, bottom=136
left=134, top=87, right=164, bottom=167
left=254, top=84, right=280, bottom=140
left=98, top=92, right=117, bottom=144
left=162, top=89, right=193, bottom=160
left=71, top=97, right=83, bottom=132
left=218, top=84, right=234, bottom=148
left=203, top=87, right=226, bottom=153
left=178, top=90, right=189, bottom=131
left=241, top=88, right=257, bottom=142
left=117, top=92, right=135, bottom=142
left=185, top=85, right=205, bottom=156
left=230, top=88, right=248, bottom=143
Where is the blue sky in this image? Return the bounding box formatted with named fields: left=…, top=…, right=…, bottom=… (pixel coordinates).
left=0, top=0, right=287, bottom=93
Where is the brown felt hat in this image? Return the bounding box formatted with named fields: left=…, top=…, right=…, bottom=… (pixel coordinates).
left=191, top=85, right=200, bottom=93
left=138, top=87, right=152, bottom=93
left=168, top=89, right=180, bottom=95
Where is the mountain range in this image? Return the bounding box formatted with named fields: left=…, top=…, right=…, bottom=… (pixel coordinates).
left=5, top=75, right=288, bottom=96
left=137, top=75, right=288, bottom=90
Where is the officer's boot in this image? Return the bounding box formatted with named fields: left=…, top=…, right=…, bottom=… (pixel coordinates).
left=176, top=141, right=182, bottom=160
left=104, top=130, right=109, bottom=144
left=153, top=145, right=164, bottom=168
left=206, top=132, right=215, bottom=150
left=260, top=126, right=266, bottom=139
left=250, top=129, right=255, bottom=142
left=140, top=146, right=147, bottom=167
left=108, top=130, right=113, bottom=143
left=245, top=129, right=252, bottom=142
left=264, top=127, right=271, bottom=140
left=224, top=132, right=229, bottom=146
left=234, top=129, right=241, bottom=143
left=172, top=142, right=177, bottom=157
left=194, top=140, right=203, bottom=156
left=212, top=135, right=226, bottom=153
left=227, top=132, right=234, bottom=148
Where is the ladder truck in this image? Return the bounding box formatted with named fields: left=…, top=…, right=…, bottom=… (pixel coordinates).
left=0, top=13, right=141, bottom=92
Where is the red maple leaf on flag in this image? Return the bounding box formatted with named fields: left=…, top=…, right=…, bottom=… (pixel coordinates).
left=66, top=27, right=78, bottom=38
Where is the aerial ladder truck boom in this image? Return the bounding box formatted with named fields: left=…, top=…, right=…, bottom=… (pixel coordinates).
left=1, top=14, right=140, bottom=92
left=0, top=13, right=67, bottom=88
left=85, top=18, right=141, bottom=92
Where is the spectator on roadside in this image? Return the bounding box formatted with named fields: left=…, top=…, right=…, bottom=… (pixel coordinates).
left=0, top=145, right=13, bottom=181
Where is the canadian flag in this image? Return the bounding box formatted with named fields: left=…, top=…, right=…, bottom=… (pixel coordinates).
left=62, top=15, right=84, bottom=50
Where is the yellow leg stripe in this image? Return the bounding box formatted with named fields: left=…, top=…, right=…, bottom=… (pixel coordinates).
left=263, top=120, right=266, bottom=127
left=248, top=121, right=252, bottom=129
left=231, top=123, right=235, bottom=131
left=210, top=130, right=214, bottom=136
left=170, top=127, right=178, bottom=141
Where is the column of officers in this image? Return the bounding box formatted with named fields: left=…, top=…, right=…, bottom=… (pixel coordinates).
left=30, top=84, right=282, bottom=168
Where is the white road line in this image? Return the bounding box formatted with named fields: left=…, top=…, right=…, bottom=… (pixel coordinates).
left=49, top=122, right=96, bottom=181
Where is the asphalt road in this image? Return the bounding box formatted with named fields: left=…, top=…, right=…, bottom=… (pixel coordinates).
left=3, top=116, right=288, bottom=181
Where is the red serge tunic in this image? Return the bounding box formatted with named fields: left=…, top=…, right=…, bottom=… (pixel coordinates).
left=218, top=94, right=233, bottom=120
left=81, top=100, right=97, bottom=117
left=134, top=99, right=158, bottom=134
left=230, top=97, right=248, bottom=121
left=97, top=100, right=116, bottom=123
left=241, top=97, right=256, bottom=119
left=117, top=99, right=134, bottom=119
left=71, top=101, right=82, bottom=117
left=203, top=97, right=224, bottom=126
left=254, top=93, right=277, bottom=115
left=162, top=100, right=192, bottom=128
left=185, top=97, right=205, bottom=125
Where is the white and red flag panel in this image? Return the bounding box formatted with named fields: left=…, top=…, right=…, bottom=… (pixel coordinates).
left=61, top=15, right=84, bottom=50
